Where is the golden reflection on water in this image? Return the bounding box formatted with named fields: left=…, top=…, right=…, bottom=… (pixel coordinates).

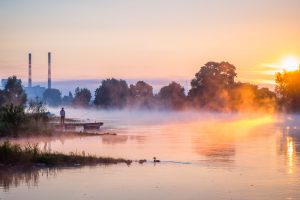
left=286, top=136, right=295, bottom=174
left=277, top=124, right=299, bottom=175
left=2, top=113, right=300, bottom=199
left=186, top=115, right=276, bottom=162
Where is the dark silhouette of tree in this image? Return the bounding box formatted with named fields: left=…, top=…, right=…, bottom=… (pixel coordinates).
left=129, top=81, right=153, bottom=97
left=129, top=81, right=154, bottom=108
left=1, top=76, right=27, bottom=106
left=275, top=66, right=300, bottom=111
left=43, top=89, right=61, bottom=107
left=73, top=87, right=91, bottom=107
left=0, top=104, right=25, bottom=136
left=62, top=91, right=74, bottom=106
left=94, top=78, right=130, bottom=108
left=158, top=82, right=186, bottom=110
left=0, top=90, right=6, bottom=106
left=188, top=61, right=237, bottom=110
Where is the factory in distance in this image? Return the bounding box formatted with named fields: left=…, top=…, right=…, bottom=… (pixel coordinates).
left=0, top=53, right=51, bottom=100
left=24, top=52, right=52, bottom=101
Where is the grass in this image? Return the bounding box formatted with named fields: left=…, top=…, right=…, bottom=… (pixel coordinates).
left=0, top=141, right=134, bottom=166
left=0, top=104, right=53, bottom=137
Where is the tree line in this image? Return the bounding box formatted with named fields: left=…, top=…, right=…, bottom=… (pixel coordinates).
left=1, top=61, right=300, bottom=112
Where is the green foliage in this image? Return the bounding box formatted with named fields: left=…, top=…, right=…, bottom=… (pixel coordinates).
left=188, top=62, right=237, bottom=108
left=26, top=99, right=51, bottom=133
left=94, top=78, right=130, bottom=108
left=62, top=91, right=74, bottom=106
left=158, top=82, right=186, bottom=110
left=229, top=82, right=276, bottom=112
left=128, top=81, right=154, bottom=108
left=185, top=61, right=276, bottom=111
left=0, top=104, right=26, bottom=137
left=27, top=98, right=47, bottom=114
left=0, top=76, right=27, bottom=106
left=275, top=67, right=300, bottom=111
left=0, top=141, right=132, bottom=166
left=129, top=81, right=153, bottom=98
left=43, top=88, right=62, bottom=107
left=0, top=102, right=51, bottom=137
left=73, top=87, right=91, bottom=107
left=0, top=90, right=5, bottom=106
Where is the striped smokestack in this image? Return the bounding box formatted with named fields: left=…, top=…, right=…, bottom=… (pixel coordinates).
left=28, top=53, right=32, bottom=88
left=48, top=52, right=51, bottom=89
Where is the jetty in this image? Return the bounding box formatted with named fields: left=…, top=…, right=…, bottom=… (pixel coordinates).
left=52, top=122, right=104, bottom=131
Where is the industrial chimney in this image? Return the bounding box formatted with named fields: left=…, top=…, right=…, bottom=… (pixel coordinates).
left=28, top=53, right=32, bottom=88
left=48, top=52, right=51, bottom=89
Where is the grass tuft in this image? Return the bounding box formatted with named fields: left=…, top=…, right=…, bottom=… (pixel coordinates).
left=0, top=141, right=133, bottom=166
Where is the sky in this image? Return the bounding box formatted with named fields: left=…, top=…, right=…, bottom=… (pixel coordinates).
left=0, top=0, right=300, bottom=90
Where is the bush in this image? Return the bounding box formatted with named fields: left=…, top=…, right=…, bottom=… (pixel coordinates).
left=0, top=102, right=52, bottom=137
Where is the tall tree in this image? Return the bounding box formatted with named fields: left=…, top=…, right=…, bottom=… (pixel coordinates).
left=158, top=82, right=186, bottom=110
left=62, top=91, right=74, bottom=106
left=94, top=78, right=130, bottom=108
left=43, top=89, right=62, bottom=107
left=275, top=67, right=300, bottom=111
left=73, top=87, right=91, bottom=107
left=0, top=90, right=6, bottom=106
left=188, top=61, right=236, bottom=109
left=2, top=76, right=27, bottom=106
left=129, top=81, right=154, bottom=108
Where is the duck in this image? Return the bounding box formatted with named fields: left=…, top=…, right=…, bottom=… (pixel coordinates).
left=153, top=157, right=160, bottom=162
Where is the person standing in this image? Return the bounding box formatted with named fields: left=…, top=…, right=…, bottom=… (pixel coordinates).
left=60, top=107, right=65, bottom=125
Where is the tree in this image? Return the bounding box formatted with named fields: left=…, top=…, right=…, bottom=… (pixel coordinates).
left=188, top=61, right=236, bottom=109
left=2, top=76, right=27, bottom=106
left=0, top=104, right=26, bottom=136
left=158, top=82, right=186, bottom=110
left=229, top=82, right=276, bottom=112
left=62, top=91, right=74, bottom=106
left=43, top=89, right=62, bottom=107
left=129, top=81, right=154, bottom=108
left=73, top=87, right=91, bottom=107
left=94, top=78, right=130, bottom=108
left=0, top=90, right=6, bottom=107
left=275, top=67, right=300, bottom=111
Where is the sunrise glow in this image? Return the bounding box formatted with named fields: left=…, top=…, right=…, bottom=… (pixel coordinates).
left=280, top=56, right=300, bottom=72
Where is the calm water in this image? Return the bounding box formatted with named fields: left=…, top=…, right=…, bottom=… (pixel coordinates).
left=1, top=109, right=300, bottom=200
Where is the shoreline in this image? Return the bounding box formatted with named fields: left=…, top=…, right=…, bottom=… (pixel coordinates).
left=0, top=141, right=147, bottom=168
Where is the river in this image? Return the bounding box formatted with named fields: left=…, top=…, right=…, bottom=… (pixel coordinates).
left=1, top=109, right=300, bottom=200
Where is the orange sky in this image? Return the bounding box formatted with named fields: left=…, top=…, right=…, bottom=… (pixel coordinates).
left=0, top=0, right=300, bottom=86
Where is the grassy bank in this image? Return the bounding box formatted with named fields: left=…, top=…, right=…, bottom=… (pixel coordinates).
left=0, top=141, right=134, bottom=166
left=0, top=104, right=53, bottom=137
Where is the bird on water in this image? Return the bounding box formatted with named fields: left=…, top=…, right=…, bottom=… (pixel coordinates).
left=153, top=157, right=160, bottom=162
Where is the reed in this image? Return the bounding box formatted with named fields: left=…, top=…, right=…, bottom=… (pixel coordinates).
left=0, top=141, right=132, bottom=166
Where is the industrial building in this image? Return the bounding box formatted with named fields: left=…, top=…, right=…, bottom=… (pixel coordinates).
left=24, top=52, right=52, bottom=100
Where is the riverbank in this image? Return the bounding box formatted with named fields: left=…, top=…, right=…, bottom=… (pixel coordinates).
left=0, top=141, right=145, bottom=167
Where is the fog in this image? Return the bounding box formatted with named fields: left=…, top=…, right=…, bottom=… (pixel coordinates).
left=47, top=107, right=284, bottom=129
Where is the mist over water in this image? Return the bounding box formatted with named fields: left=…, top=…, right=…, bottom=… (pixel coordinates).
left=2, top=108, right=300, bottom=200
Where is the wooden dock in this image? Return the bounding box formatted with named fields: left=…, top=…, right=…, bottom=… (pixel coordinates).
left=53, top=122, right=104, bottom=130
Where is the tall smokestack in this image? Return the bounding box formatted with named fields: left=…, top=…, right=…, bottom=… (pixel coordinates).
left=48, top=52, right=51, bottom=89
left=28, top=53, right=32, bottom=88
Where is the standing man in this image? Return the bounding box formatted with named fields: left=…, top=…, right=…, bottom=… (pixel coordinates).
left=60, top=107, right=65, bottom=125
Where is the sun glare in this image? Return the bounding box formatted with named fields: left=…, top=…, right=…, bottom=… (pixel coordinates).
left=280, top=56, right=300, bottom=71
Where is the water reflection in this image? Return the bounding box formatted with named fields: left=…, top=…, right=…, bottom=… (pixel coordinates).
left=0, top=167, right=59, bottom=191
left=278, top=126, right=300, bottom=175
left=2, top=112, right=300, bottom=199
left=191, top=116, right=276, bottom=164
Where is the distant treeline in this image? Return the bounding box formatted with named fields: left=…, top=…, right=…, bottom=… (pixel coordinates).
left=1, top=61, right=300, bottom=112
